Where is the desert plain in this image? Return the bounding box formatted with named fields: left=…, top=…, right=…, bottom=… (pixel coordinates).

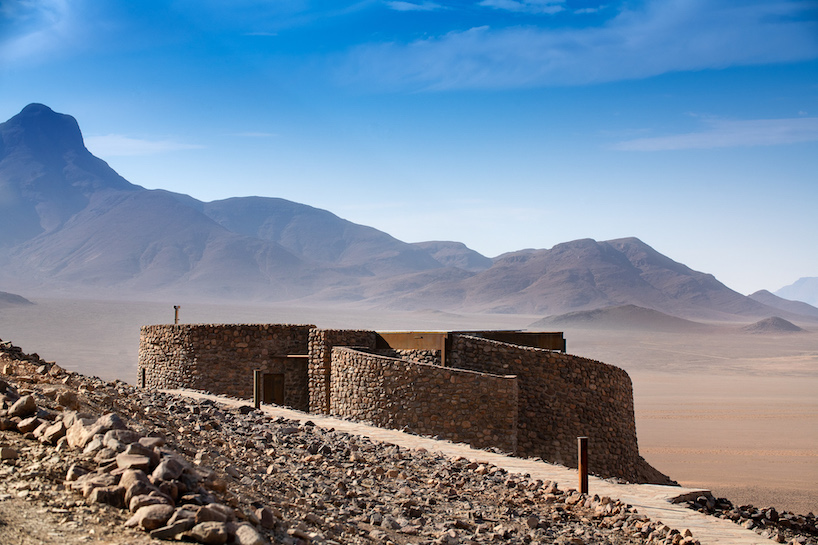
left=0, top=297, right=815, bottom=515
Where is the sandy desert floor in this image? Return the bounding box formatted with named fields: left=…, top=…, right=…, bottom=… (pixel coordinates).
left=1, top=297, right=816, bottom=514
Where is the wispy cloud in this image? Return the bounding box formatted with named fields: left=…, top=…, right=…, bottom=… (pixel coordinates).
left=340, top=0, right=818, bottom=90
left=84, top=134, right=204, bottom=156
left=386, top=1, right=444, bottom=11
left=612, top=117, right=818, bottom=151
left=478, top=0, right=566, bottom=15
left=0, top=0, right=79, bottom=64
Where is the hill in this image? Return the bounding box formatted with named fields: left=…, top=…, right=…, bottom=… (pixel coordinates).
left=741, top=316, right=805, bottom=334
left=529, top=304, right=710, bottom=332
left=749, top=290, right=818, bottom=319
left=0, top=291, right=34, bottom=308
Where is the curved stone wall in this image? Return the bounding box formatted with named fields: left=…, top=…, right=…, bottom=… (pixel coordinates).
left=448, top=335, right=641, bottom=482
left=329, top=347, right=518, bottom=453
left=307, top=329, right=377, bottom=414
left=139, top=324, right=313, bottom=410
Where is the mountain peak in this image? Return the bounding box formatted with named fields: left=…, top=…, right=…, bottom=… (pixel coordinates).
left=2, top=103, right=86, bottom=156
left=0, top=104, right=138, bottom=244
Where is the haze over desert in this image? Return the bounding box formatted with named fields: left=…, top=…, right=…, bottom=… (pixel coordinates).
left=2, top=4, right=817, bottom=541
left=1, top=297, right=815, bottom=515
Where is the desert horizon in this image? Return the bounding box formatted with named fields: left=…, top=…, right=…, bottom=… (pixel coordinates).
left=1, top=296, right=815, bottom=515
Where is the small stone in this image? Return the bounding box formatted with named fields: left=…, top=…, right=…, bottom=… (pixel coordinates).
left=0, top=446, right=19, bottom=460
left=42, top=421, right=67, bottom=444
left=88, top=485, right=126, bottom=508
left=65, top=464, right=89, bottom=482
left=153, top=457, right=185, bottom=481
left=56, top=390, right=79, bottom=409
left=150, top=518, right=196, bottom=540
left=125, top=503, right=175, bottom=530
left=255, top=507, right=277, bottom=529
left=187, top=521, right=229, bottom=545
left=9, top=395, right=37, bottom=418
left=129, top=493, right=172, bottom=512
left=234, top=523, right=268, bottom=545
left=17, top=416, right=41, bottom=434
left=116, top=453, right=151, bottom=471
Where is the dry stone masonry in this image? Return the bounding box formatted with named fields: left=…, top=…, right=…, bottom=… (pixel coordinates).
left=139, top=325, right=669, bottom=484
left=329, top=347, right=518, bottom=453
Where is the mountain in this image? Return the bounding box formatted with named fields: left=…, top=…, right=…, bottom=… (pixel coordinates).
left=381, top=237, right=776, bottom=319
left=0, top=104, right=460, bottom=300
left=1, top=103, right=814, bottom=322
left=775, top=277, right=818, bottom=307
left=410, top=241, right=493, bottom=272
left=529, top=304, right=710, bottom=332
left=0, top=291, right=34, bottom=308
left=0, top=103, right=138, bottom=247
left=201, top=197, right=442, bottom=277
left=749, top=290, right=818, bottom=319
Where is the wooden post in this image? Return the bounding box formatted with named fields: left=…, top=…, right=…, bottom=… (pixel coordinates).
left=578, top=436, right=589, bottom=494
left=173, top=305, right=180, bottom=324
left=253, top=370, right=262, bottom=409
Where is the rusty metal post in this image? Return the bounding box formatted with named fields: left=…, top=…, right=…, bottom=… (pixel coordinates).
left=578, top=436, right=589, bottom=494
left=253, top=369, right=262, bottom=409
left=173, top=305, right=180, bottom=324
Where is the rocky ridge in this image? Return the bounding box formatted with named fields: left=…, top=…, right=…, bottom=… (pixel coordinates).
left=1, top=336, right=813, bottom=545
left=685, top=495, right=817, bottom=545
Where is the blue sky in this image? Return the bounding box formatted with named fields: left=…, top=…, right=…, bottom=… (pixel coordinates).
left=1, top=0, right=817, bottom=295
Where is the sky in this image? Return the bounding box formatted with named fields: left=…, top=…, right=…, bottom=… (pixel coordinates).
left=1, top=0, right=817, bottom=296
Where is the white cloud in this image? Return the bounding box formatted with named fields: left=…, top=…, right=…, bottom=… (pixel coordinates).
left=479, top=0, right=565, bottom=15
left=84, top=134, right=204, bottom=156
left=386, top=1, right=444, bottom=11
left=574, top=6, right=603, bottom=15
left=341, top=0, right=818, bottom=90
left=612, top=117, right=818, bottom=151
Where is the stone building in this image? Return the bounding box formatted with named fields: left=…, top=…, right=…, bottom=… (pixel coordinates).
left=138, top=324, right=668, bottom=484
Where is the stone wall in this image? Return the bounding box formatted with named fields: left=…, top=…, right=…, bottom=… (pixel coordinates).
left=139, top=324, right=313, bottom=410
left=377, top=349, right=441, bottom=365
left=448, top=335, right=641, bottom=482
left=307, top=329, right=377, bottom=414
left=138, top=324, right=655, bottom=483
left=329, top=347, right=518, bottom=453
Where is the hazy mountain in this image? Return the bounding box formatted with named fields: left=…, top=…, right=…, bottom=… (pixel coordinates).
left=410, top=241, right=494, bottom=272
left=202, top=197, right=443, bottom=277
left=741, top=316, right=805, bottom=334
left=0, top=104, right=138, bottom=247
left=749, top=290, right=818, bottom=319
left=0, top=104, right=456, bottom=299
left=0, top=291, right=34, bottom=308
left=1, top=103, right=813, bottom=322
left=775, top=277, right=818, bottom=307
left=446, top=238, right=774, bottom=319
left=528, top=304, right=709, bottom=332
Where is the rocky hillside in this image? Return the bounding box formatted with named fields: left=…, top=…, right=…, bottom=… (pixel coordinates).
left=3, top=338, right=817, bottom=545
left=0, top=338, right=700, bottom=545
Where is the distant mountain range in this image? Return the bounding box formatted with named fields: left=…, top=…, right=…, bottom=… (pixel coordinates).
left=775, top=277, right=818, bottom=308
left=1, top=104, right=816, bottom=324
